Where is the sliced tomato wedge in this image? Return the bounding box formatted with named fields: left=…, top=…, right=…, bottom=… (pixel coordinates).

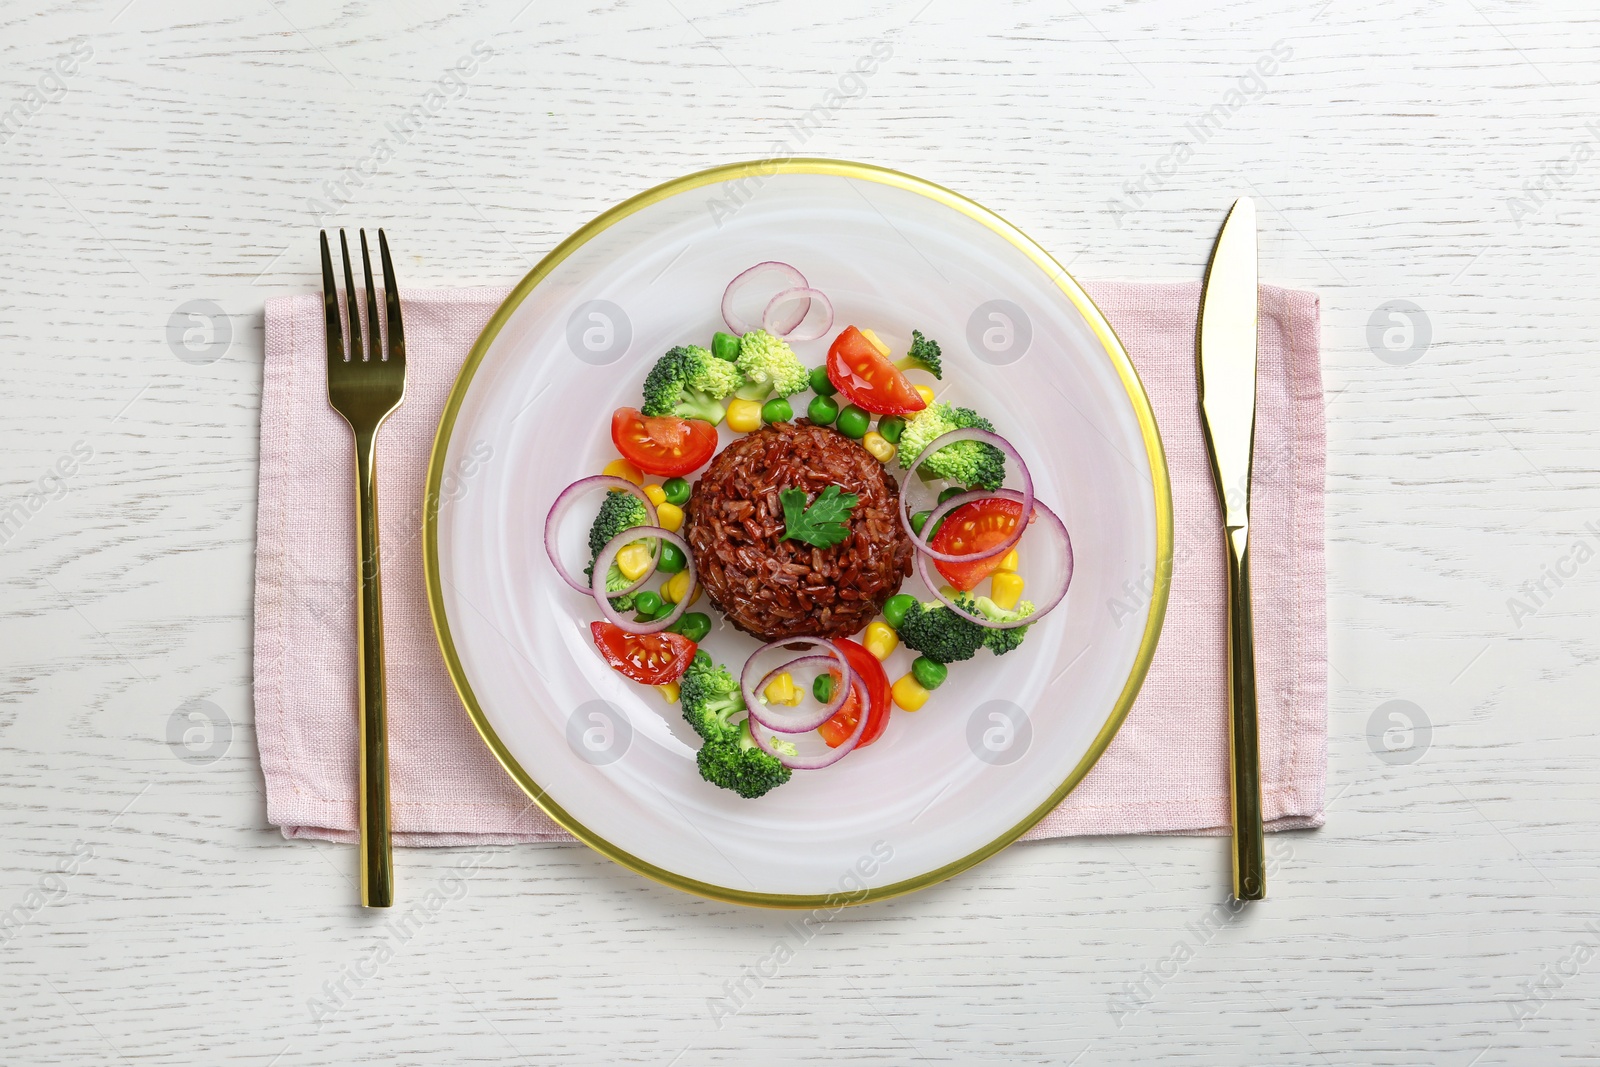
left=826, top=326, right=927, bottom=415
left=589, top=621, right=696, bottom=684
left=610, top=407, right=718, bottom=477
left=930, top=497, right=1032, bottom=591
left=816, top=637, right=892, bottom=748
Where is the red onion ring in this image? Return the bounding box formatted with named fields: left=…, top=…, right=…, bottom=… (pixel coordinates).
left=915, top=490, right=1073, bottom=628
left=590, top=526, right=696, bottom=635
left=900, top=428, right=1033, bottom=564
left=739, top=639, right=852, bottom=735
left=746, top=654, right=854, bottom=734
left=747, top=673, right=870, bottom=770
left=761, top=287, right=833, bottom=342
left=721, top=261, right=807, bottom=335
left=544, top=476, right=659, bottom=595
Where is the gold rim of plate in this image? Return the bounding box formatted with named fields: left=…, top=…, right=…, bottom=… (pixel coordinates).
left=422, top=158, right=1174, bottom=909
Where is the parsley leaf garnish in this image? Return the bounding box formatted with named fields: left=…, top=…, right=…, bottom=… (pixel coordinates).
left=779, top=484, right=859, bottom=548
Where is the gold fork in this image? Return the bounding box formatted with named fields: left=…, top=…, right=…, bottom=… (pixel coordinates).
left=320, top=228, right=406, bottom=908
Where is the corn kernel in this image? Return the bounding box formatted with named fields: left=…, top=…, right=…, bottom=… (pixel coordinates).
left=991, top=571, right=1025, bottom=611
left=915, top=385, right=936, bottom=406
left=656, top=502, right=684, bottom=533
left=615, top=543, right=654, bottom=581
left=863, top=621, right=899, bottom=660
left=727, top=397, right=763, bottom=432
left=763, top=672, right=802, bottom=706
left=656, top=682, right=680, bottom=703
left=891, top=674, right=930, bottom=711
left=996, top=548, right=1020, bottom=572
left=643, top=484, right=667, bottom=507
left=861, top=430, right=896, bottom=463
left=662, top=569, right=699, bottom=606
left=860, top=328, right=891, bottom=356
left=602, top=458, right=643, bottom=484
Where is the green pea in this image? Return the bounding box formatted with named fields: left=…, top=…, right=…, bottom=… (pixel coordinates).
left=910, top=510, right=934, bottom=536
left=633, top=591, right=663, bottom=617
left=938, top=486, right=965, bottom=504
left=693, top=650, right=711, bottom=669
left=807, top=394, right=839, bottom=425
left=656, top=541, right=686, bottom=574
left=670, top=611, right=712, bottom=642
left=911, top=656, right=948, bottom=691
left=662, top=477, right=691, bottom=506
left=812, top=673, right=834, bottom=703
left=837, top=405, right=871, bottom=439
left=882, top=593, right=916, bottom=630
left=809, top=365, right=836, bottom=396
left=762, top=397, right=793, bottom=424
left=649, top=600, right=677, bottom=621
left=876, top=414, right=906, bottom=444
left=712, top=331, right=741, bottom=361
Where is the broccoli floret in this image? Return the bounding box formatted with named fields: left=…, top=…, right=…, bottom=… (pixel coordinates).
left=733, top=330, right=809, bottom=401
left=967, top=596, right=1037, bottom=656
left=641, top=345, right=740, bottom=423
left=896, top=402, right=1007, bottom=491
left=696, top=719, right=792, bottom=799
left=893, top=329, right=943, bottom=379
left=584, top=490, right=650, bottom=611
left=680, top=654, right=745, bottom=743
left=896, top=596, right=988, bottom=664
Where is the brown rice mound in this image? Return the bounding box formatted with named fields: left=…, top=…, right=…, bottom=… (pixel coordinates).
left=684, top=421, right=913, bottom=641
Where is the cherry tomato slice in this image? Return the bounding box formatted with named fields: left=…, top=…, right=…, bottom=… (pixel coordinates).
left=816, top=637, right=892, bottom=748
left=610, top=407, right=718, bottom=477
left=589, top=621, right=697, bottom=685
left=826, top=326, right=926, bottom=416
left=930, top=498, right=1030, bottom=591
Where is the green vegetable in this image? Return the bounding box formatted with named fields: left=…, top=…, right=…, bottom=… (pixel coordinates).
left=812, top=672, right=834, bottom=703
left=733, top=330, right=809, bottom=402
left=584, top=490, right=652, bottom=611
left=656, top=541, right=687, bottom=574
left=712, top=331, right=741, bottom=362
left=882, top=593, right=916, bottom=630
left=648, top=600, right=677, bottom=621
left=697, top=720, right=793, bottom=799
left=896, top=403, right=1006, bottom=490
left=669, top=611, right=712, bottom=642
left=938, top=486, right=965, bottom=504
left=633, top=591, right=663, bottom=617
left=662, top=477, right=691, bottom=506
left=910, top=510, right=942, bottom=538
left=968, top=596, right=1037, bottom=656
left=780, top=484, right=859, bottom=548
left=837, top=405, right=871, bottom=439
left=808, top=365, right=836, bottom=396
left=680, top=657, right=790, bottom=798
left=761, top=397, right=793, bottom=424
left=876, top=414, right=906, bottom=444
left=641, top=345, right=742, bottom=423
left=893, top=329, right=943, bottom=378
left=911, top=656, right=948, bottom=690
left=896, top=596, right=988, bottom=664
left=807, top=395, right=839, bottom=425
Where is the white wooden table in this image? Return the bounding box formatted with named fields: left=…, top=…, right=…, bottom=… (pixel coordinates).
left=2, top=2, right=1595, bottom=1063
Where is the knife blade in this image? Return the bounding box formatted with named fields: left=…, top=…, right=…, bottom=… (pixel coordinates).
left=1196, top=197, right=1265, bottom=901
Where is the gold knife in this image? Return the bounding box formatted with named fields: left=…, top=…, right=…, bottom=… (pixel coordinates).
left=1196, top=197, right=1265, bottom=901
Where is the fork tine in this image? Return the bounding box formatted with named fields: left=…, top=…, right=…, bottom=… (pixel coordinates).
left=359, top=230, right=381, bottom=363
left=378, top=229, right=405, bottom=368
left=339, top=229, right=363, bottom=362
left=320, top=230, right=344, bottom=366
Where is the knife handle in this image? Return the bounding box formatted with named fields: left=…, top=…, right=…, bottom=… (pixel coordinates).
left=1224, top=523, right=1266, bottom=901
left=354, top=427, right=394, bottom=909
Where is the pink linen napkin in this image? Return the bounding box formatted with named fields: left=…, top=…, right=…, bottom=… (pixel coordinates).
left=254, top=282, right=1325, bottom=846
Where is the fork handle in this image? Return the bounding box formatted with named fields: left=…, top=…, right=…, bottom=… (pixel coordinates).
left=1224, top=522, right=1265, bottom=901
left=353, top=427, right=394, bottom=908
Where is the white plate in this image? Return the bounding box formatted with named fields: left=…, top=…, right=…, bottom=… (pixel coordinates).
left=425, top=160, right=1171, bottom=907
